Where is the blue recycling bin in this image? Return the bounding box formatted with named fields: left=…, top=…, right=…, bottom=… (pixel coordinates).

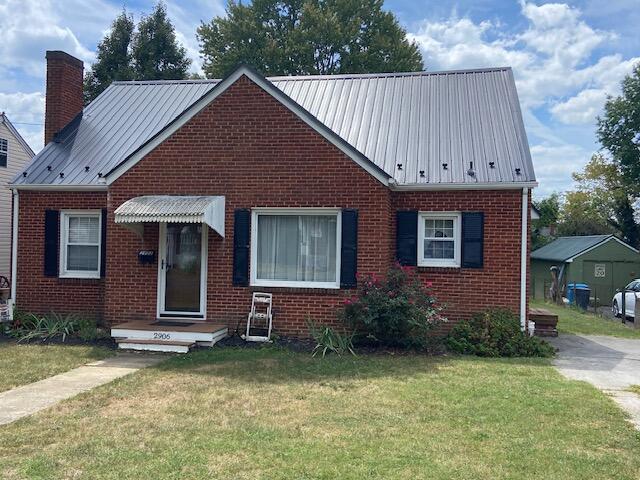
left=567, top=283, right=589, bottom=307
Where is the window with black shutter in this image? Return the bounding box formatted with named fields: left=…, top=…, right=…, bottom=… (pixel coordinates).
left=417, top=212, right=461, bottom=267
left=232, top=209, right=251, bottom=286
left=396, top=211, right=418, bottom=266
left=461, top=212, right=484, bottom=268
left=340, top=209, right=358, bottom=288
left=44, top=210, right=60, bottom=277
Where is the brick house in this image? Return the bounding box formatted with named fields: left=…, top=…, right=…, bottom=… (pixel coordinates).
left=8, top=50, right=536, bottom=351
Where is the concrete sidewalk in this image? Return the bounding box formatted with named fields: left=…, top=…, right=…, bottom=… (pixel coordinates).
left=548, top=334, right=640, bottom=429
left=0, top=353, right=165, bottom=426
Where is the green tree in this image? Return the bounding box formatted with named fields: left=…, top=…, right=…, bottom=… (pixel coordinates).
left=84, top=10, right=135, bottom=103
left=531, top=193, right=560, bottom=250
left=557, top=190, right=614, bottom=237
left=197, top=0, right=424, bottom=78
left=597, top=63, right=640, bottom=194
left=131, top=2, right=191, bottom=80
left=571, top=154, right=639, bottom=247
left=84, top=2, right=191, bottom=103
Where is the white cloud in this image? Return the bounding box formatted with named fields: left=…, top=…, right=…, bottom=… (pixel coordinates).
left=550, top=89, right=607, bottom=125
left=0, top=92, right=45, bottom=152
left=165, top=0, right=226, bottom=75
left=408, top=1, right=638, bottom=195
left=0, top=0, right=116, bottom=78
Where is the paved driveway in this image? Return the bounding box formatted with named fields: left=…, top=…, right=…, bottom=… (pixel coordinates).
left=548, top=334, right=640, bottom=429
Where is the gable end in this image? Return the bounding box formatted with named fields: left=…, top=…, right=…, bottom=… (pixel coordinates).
left=104, top=66, right=391, bottom=186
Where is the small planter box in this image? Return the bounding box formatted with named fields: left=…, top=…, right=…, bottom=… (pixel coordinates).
left=529, top=307, right=558, bottom=337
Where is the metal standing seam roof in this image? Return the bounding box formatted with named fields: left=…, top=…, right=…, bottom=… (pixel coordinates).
left=12, top=67, right=535, bottom=188
left=530, top=235, right=617, bottom=262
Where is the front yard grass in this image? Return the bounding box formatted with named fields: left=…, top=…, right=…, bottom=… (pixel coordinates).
left=1, top=348, right=639, bottom=479
left=531, top=299, right=640, bottom=339
left=0, top=343, right=113, bottom=393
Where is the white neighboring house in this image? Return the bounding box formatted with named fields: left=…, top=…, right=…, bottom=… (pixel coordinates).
left=0, top=113, right=34, bottom=278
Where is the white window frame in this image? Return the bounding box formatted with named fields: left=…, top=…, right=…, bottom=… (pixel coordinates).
left=250, top=208, right=342, bottom=289
left=0, top=138, right=7, bottom=168
left=418, top=212, right=461, bottom=268
left=59, top=210, right=102, bottom=279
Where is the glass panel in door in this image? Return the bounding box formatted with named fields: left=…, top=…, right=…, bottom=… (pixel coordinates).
left=164, top=223, right=202, bottom=313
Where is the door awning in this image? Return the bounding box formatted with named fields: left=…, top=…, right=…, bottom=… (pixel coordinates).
left=114, top=195, right=225, bottom=237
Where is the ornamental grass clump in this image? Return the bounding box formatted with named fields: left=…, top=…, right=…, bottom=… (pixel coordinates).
left=340, top=264, right=446, bottom=349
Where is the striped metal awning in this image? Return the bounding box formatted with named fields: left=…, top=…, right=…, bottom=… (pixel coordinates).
left=114, top=195, right=225, bottom=236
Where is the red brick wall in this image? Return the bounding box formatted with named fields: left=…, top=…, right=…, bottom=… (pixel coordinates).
left=44, top=51, right=83, bottom=145
left=16, top=74, right=529, bottom=336
left=392, top=190, right=526, bottom=324
left=105, top=76, right=393, bottom=335
left=15, top=191, right=106, bottom=319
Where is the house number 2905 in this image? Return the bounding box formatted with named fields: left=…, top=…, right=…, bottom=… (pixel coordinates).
left=153, top=332, right=171, bottom=340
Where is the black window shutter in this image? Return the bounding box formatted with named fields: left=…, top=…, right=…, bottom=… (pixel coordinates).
left=100, top=208, right=107, bottom=278
left=462, top=212, right=484, bottom=268
left=396, top=211, right=418, bottom=266
left=44, top=210, right=59, bottom=277
left=233, top=209, right=251, bottom=286
left=340, top=209, right=358, bottom=288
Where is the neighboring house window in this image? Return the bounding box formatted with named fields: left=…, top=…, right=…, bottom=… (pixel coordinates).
left=0, top=138, right=7, bottom=167
left=60, top=210, right=102, bottom=278
left=418, top=212, right=461, bottom=267
left=250, top=209, right=341, bottom=288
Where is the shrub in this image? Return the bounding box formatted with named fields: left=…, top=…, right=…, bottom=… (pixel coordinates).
left=9, top=312, right=104, bottom=343
left=76, top=317, right=108, bottom=341
left=10, top=312, right=79, bottom=342
left=446, top=309, right=554, bottom=357
left=340, top=264, right=446, bottom=349
left=306, top=319, right=356, bottom=357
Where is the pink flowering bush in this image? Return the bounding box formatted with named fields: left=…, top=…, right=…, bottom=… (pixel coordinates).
left=339, top=264, right=446, bottom=349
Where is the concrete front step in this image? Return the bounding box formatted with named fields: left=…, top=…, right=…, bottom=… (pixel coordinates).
left=111, top=322, right=229, bottom=353
left=116, top=338, right=195, bottom=353
left=111, top=325, right=228, bottom=346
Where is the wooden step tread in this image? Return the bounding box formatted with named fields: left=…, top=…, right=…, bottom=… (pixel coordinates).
left=116, top=339, right=195, bottom=347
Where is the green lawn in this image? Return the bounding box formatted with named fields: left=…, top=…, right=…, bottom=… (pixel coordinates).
left=531, top=299, right=640, bottom=339
left=0, top=343, right=113, bottom=393
left=629, top=385, right=640, bottom=396
left=1, top=348, right=639, bottom=479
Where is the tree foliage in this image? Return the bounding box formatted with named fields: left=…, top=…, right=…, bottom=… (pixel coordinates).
left=197, top=0, right=424, bottom=78
left=597, top=63, right=640, bottom=194
left=131, top=3, right=191, bottom=80
left=571, top=154, right=639, bottom=246
left=531, top=193, right=560, bottom=250
left=547, top=64, right=640, bottom=247
left=84, top=10, right=135, bottom=103
left=84, top=2, right=191, bottom=103
left=557, top=190, right=614, bottom=238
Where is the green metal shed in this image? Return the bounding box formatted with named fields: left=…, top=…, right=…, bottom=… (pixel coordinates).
left=531, top=235, right=640, bottom=305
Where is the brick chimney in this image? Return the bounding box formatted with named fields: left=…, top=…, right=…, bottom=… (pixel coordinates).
left=44, top=51, right=84, bottom=145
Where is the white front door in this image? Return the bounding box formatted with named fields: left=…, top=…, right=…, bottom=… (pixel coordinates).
left=157, top=223, right=207, bottom=318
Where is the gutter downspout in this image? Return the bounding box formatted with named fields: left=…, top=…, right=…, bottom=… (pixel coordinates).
left=9, top=188, right=18, bottom=319
left=520, top=187, right=529, bottom=331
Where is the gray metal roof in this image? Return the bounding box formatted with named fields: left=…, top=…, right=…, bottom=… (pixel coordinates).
left=13, top=67, right=535, bottom=187
left=531, top=235, right=615, bottom=262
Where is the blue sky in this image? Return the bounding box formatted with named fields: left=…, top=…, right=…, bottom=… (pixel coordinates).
left=0, top=0, right=638, bottom=197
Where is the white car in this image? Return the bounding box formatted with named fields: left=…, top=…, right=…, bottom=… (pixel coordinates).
left=612, top=279, right=640, bottom=318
